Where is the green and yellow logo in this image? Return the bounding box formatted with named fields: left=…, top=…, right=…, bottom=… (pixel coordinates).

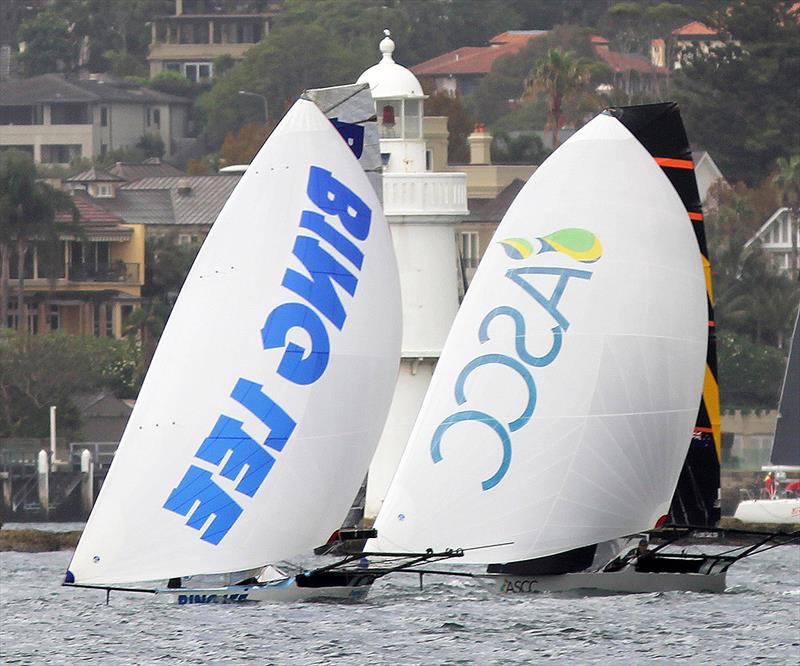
left=499, top=228, right=602, bottom=264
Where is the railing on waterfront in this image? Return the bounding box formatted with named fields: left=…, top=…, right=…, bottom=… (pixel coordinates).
left=68, top=442, right=119, bottom=471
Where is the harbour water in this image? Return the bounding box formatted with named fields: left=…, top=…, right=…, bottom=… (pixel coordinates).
left=1, top=529, right=798, bottom=665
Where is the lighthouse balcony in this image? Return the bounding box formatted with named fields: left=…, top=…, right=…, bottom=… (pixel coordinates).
left=383, top=172, right=468, bottom=217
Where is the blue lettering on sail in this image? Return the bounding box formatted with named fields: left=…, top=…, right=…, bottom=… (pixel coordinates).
left=262, top=302, right=330, bottom=385
left=431, top=262, right=596, bottom=491
left=307, top=166, right=371, bottom=240
left=163, top=466, right=243, bottom=545
left=431, top=410, right=512, bottom=491
left=164, top=166, right=372, bottom=543
left=282, top=235, right=358, bottom=329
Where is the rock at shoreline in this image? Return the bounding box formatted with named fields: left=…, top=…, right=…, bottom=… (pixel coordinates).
left=0, top=529, right=82, bottom=552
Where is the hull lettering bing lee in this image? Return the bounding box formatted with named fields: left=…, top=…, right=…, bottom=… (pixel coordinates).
left=431, top=230, right=601, bottom=491
left=163, top=166, right=373, bottom=545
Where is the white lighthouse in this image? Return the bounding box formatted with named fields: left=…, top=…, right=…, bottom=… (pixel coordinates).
left=357, top=31, right=468, bottom=519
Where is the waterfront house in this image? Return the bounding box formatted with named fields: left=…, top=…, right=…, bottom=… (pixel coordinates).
left=0, top=73, right=190, bottom=163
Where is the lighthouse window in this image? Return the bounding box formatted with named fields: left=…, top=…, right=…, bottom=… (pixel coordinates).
left=379, top=100, right=401, bottom=139
left=405, top=99, right=421, bottom=139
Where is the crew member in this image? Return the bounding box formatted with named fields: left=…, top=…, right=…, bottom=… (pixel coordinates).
left=764, top=471, right=776, bottom=499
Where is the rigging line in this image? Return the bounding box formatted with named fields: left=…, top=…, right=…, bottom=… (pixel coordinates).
left=459, top=541, right=515, bottom=552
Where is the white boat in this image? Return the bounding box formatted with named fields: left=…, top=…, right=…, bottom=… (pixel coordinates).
left=368, top=102, right=743, bottom=595
left=734, top=310, right=800, bottom=525
left=64, top=85, right=408, bottom=603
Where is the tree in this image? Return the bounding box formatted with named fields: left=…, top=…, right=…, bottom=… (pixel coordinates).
left=491, top=131, right=549, bottom=165
left=523, top=49, right=596, bottom=148
left=219, top=123, right=270, bottom=167
left=0, top=151, right=78, bottom=335
left=423, top=91, right=476, bottom=164
left=645, top=2, right=691, bottom=95
left=706, top=180, right=799, bottom=348
left=471, top=25, right=599, bottom=129
left=0, top=329, right=136, bottom=436
left=16, top=10, right=79, bottom=75
left=717, top=331, right=788, bottom=410
left=773, top=155, right=800, bottom=281
left=196, top=23, right=360, bottom=147
left=47, top=0, right=172, bottom=74
left=674, top=0, right=800, bottom=185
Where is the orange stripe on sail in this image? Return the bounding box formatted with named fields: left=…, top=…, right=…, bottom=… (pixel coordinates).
left=655, top=157, right=694, bottom=169
left=694, top=427, right=714, bottom=433
left=688, top=211, right=704, bottom=220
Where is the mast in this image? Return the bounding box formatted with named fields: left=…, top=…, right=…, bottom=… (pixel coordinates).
left=771, top=310, right=800, bottom=466
left=607, top=103, right=721, bottom=526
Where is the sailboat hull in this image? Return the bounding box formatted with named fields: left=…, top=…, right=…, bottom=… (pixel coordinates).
left=155, top=577, right=372, bottom=604
left=733, top=499, right=800, bottom=525
left=476, top=568, right=726, bottom=595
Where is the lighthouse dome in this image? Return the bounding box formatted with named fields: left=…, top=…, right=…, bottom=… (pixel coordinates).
left=356, top=30, right=424, bottom=99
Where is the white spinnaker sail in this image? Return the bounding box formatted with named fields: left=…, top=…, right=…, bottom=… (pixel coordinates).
left=68, top=99, right=401, bottom=585
left=370, top=114, right=707, bottom=564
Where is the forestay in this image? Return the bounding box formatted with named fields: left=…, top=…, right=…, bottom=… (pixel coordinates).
left=370, top=113, right=707, bottom=564
left=67, top=99, right=401, bottom=585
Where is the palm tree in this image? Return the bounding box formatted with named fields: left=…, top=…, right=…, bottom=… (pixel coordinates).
left=0, top=150, right=77, bottom=334
left=523, top=49, right=596, bottom=149
left=122, top=300, right=168, bottom=377
left=773, top=154, right=800, bottom=281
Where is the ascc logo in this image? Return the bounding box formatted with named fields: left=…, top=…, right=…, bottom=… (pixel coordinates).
left=430, top=228, right=603, bottom=491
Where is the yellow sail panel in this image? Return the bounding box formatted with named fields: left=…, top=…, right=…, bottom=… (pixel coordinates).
left=702, top=365, right=722, bottom=460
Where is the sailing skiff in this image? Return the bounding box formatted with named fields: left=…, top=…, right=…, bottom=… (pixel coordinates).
left=368, top=102, right=799, bottom=595
left=64, top=87, right=413, bottom=603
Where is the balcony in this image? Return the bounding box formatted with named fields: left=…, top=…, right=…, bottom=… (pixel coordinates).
left=67, top=262, right=140, bottom=284
left=382, top=172, right=468, bottom=217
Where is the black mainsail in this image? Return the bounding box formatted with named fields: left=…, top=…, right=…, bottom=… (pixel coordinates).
left=771, top=311, right=800, bottom=466
left=608, top=102, right=721, bottom=526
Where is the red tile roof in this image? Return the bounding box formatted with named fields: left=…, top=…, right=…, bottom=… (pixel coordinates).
left=412, top=31, right=547, bottom=76
left=490, top=30, right=547, bottom=45
left=56, top=192, right=125, bottom=225
left=594, top=46, right=667, bottom=74
left=590, top=34, right=667, bottom=74
left=672, top=21, right=717, bottom=36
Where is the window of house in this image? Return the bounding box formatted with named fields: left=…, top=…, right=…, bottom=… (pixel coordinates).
left=121, top=304, right=134, bottom=330
left=0, top=144, right=34, bottom=157
left=50, top=103, right=89, bottom=124
left=0, top=105, right=43, bottom=125
left=6, top=305, right=37, bottom=333
left=100, top=106, right=108, bottom=127
left=41, top=144, right=82, bottom=164
left=183, top=62, right=212, bottom=82
left=96, top=241, right=110, bottom=268
left=36, top=242, right=66, bottom=279
left=96, top=183, right=113, bottom=198
left=153, top=108, right=161, bottom=128
left=100, top=143, right=108, bottom=157
left=177, top=233, right=192, bottom=245
left=165, top=62, right=181, bottom=72
left=9, top=247, right=34, bottom=279
left=49, top=305, right=60, bottom=331
left=460, top=231, right=480, bottom=269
